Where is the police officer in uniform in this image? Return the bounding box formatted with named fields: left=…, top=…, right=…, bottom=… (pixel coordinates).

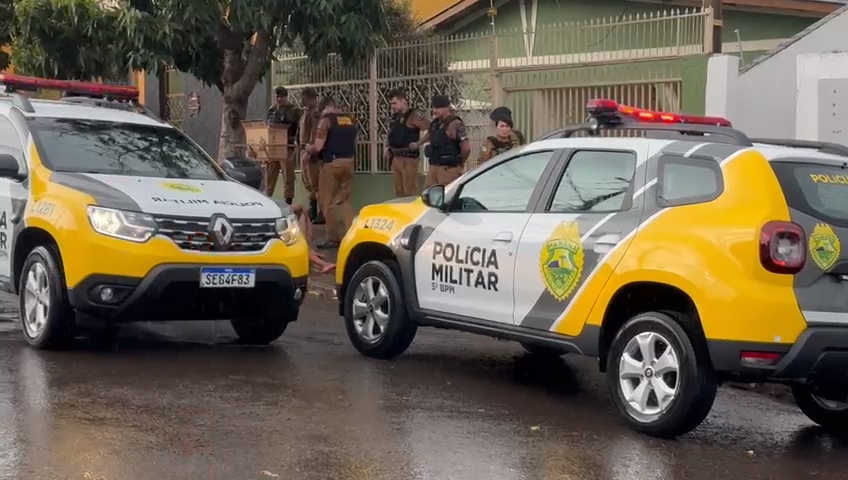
left=264, top=86, right=301, bottom=203
left=490, top=107, right=525, bottom=143
left=307, top=96, right=357, bottom=249
left=384, top=89, right=430, bottom=197
left=424, top=95, right=471, bottom=188
left=298, top=87, right=325, bottom=224
left=478, top=107, right=525, bottom=165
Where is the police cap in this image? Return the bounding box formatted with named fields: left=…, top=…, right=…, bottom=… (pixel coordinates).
left=274, top=86, right=288, bottom=97
left=431, top=95, right=451, bottom=108
left=490, top=106, right=513, bottom=122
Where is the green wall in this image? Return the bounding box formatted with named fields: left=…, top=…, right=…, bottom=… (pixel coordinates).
left=461, top=0, right=815, bottom=46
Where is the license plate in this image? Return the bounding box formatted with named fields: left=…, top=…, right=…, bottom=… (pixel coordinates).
left=199, top=268, right=256, bottom=288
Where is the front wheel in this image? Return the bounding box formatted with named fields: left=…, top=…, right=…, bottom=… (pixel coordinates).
left=792, top=384, right=848, bottom=431
left=231, top=315, right=291, bottom=345
left=19, top=246, right=76, bottom=350
left=344, top=260, right=417, bottom=359
left=607, top=311, right=717, bottom=438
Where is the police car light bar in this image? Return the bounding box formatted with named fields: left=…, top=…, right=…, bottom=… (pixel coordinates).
left=586, top=99, right=732, bottom=127
left=0, top=74, right=139, bottom=101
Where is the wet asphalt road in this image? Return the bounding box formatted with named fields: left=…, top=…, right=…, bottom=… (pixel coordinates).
left=0, top=293, right=846, bottom=480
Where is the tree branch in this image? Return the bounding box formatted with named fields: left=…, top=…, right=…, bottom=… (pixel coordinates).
left=232, top=29, right=271, bottom=100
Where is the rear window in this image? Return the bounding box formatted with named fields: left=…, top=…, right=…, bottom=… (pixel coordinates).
left=28, top=118, right=222, bottom=180
left=771, top=161, right=848, bottom=226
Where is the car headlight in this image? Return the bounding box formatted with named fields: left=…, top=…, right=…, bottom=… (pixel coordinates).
left=87, top=206, right=157, bottom=243
left=275, top=214, right=301, bottom=246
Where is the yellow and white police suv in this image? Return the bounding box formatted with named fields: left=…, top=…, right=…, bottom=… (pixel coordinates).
left=0, top=75, right=308, bottom=350
left=336, top=98, right=848, bottom=437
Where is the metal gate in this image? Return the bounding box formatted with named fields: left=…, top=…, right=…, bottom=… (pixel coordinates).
left=505, top=79, right=683, bottom=142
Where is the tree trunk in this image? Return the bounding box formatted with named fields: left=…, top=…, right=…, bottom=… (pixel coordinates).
left=216, top=32, right=271, bottom=163
left=217, top=93, right=248, bottom=163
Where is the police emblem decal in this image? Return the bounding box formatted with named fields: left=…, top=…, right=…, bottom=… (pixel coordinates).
left=810, top=223, right=841, bottom=270
left=162, top=182, right=201, bottom=193
left=539, top=220, right=585, bottom=301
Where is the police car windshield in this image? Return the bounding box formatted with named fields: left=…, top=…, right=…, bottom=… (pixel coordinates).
left=28, top=118, right=222, bottom=180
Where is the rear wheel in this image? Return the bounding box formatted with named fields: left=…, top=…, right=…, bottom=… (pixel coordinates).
left=19, top=246, right=76, bottom=350
left=792, top=384, right=848, bottom=431
left=607, top=311, right=717, bottom=438
left=520, top=343, right=566, bottom=358
left=231, top=315, right=291, bottom=345
left=344, top=260, right=417, bottom=359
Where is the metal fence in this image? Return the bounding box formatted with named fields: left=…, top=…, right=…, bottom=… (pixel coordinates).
left=267, top=7, right=712, bottom=173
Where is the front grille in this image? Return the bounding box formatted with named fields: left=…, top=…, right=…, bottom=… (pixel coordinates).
left=154, top=215, right=277, bottom=252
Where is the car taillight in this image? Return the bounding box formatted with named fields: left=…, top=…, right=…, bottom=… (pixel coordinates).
left=759, top=221, right=806, bottom=274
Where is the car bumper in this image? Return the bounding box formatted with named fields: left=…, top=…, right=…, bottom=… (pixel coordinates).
left=68, top=264, right=308, bottom=322
left=709, top=327, right=848, bottom=383
left=61, top=234, right=310, bottom=290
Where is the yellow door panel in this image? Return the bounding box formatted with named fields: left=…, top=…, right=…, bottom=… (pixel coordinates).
left=585, top=149, right=807, bottom=345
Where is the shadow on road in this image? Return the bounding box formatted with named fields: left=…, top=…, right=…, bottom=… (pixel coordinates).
left=789, top=426, right=848, bottom=456
left=386, top=349, right=582, bottom=398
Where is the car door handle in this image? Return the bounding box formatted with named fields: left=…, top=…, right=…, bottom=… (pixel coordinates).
left=595, top=234, right=621, bottom=246
left=493, top=232, right=513, bottom=243
left=594, top=234, right=621, bottom=254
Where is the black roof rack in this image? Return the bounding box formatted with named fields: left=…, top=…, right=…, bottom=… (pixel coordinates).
left=59, top=96, right=163, bottom=122
left=6, top=92, right=34, bottom=113
left=538, top=122, right=755, bottom=146
left=750, top=138, right=848, bottom=158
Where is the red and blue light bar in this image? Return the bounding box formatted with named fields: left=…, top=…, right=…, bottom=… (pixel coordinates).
left=0, top=74, right=139, bottom=101
left=586, top=98, right=732, bottom=127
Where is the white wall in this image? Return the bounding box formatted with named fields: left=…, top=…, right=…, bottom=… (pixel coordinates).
left=705, top=8, right=848, bottom=140
left=796, top=52, right=848, bottom=144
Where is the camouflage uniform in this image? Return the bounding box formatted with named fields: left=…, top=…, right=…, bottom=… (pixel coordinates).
left=478, top=131, right=523, bottom=165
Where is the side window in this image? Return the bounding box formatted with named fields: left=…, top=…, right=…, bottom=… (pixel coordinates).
left=657, top=155, right=723, bottom=207
left=0, top=117, right=24, bottom=167
left=548, top=150, right=637, bottom=213
left=452, top=151, right=554, bottom=212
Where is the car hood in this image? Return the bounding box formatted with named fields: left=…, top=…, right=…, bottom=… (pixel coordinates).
left=53, top=172, right=283, bottom=219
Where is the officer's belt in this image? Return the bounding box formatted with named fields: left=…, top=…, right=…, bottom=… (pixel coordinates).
left=429, top=155, right=461, bottom=166
left=388, top=147, right=419, bottom=157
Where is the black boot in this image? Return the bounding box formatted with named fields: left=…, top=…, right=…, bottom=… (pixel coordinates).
left=285, top=197, right=293, bottom=205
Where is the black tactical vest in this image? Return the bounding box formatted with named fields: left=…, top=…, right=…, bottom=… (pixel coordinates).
left=321, top=113, right=357, bottom=162
left=387, top=109, right=421, bottom=155
left=426, top=115, right=461, bottom=166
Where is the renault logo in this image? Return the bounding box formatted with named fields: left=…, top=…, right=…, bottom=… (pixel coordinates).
left=208, top=214, right=234, bottom=250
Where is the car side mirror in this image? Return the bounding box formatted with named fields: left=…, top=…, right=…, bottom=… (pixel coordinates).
left=0, top=154, right=23, bottom=181
left=421, top=185, right=446, bottom=210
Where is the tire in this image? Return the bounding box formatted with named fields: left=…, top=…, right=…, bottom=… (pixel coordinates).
left=792, top=384, right=848, bottom=431
left=521, top=342, right=566, bottom=358
left=606, top=311, right=717, bottom=438
left=344, top=260, right=417, bottom=359
left=19, top=246, right=76, bottom=350
left=231, top=314, right=291, bottom=345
